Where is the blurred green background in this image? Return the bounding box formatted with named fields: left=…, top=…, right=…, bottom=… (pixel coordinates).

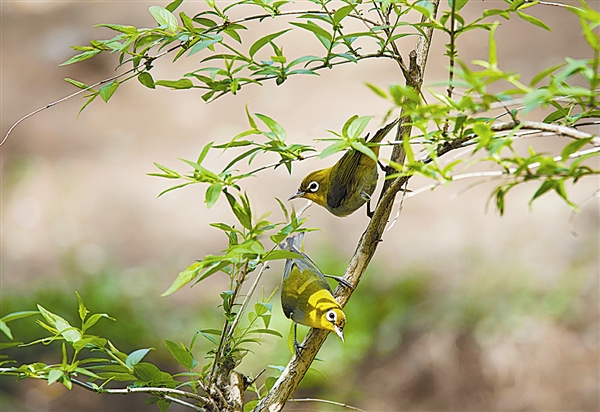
left=1, top=1, right=598, bottom=411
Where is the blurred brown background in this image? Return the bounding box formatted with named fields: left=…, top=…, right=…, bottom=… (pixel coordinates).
left=1, top=1, right=598, bottom=411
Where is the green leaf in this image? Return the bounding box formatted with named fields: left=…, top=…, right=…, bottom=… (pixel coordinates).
left=205, top=183, right=222, bottom=208
left=138, top=72, right=155, bottom=89
left=561, top=138, right=592, bottom=160
left=166, top=0, right=184, bottom=12
left=162, top=262, right=203, bottom=296
left=197, top=141, right=214, bottom=165
left=165, top=340, right=196, bottom=370
left=488, top=22, right=499, bottom=67
left=263, top=250, right=303, bottom=261
left=133, top=362, right=163, bottom=383
left=365, top=82, right=388, bottom=99
left=256, top=114, right=286, bottom=141
left=351, top=141, right=377, bottom=162
left=226, top=191, right=253, bottom=229
left=157, top=399, right=171, bottom=412
left=64, top=78, right=90, bottom=90
left=522, top=88, right=551, bottom=114
left=180, top=11, right=196, bottom=32
left=0, top=342, right=23, bottom=350
left=149, top=6, right=179, bottom=33
left=187, top=35, right=223, bottom=56
left=347, top=116, right=372, bottom=138
left=76, top=292, right=88, bottom=323
left=530, top=179, right=555, bottom=204
left=247, top=328, right=283, bottom=338
left=1, top=310, right=39, bottom=324
left=448, top=0, right=469, bottom=11
left=155, top=79, right=194, bottom=89
left=126, top=348, right=154, bottom=368
left=530, top=63, right=565, bottom=87
left=245, top=105, right=258, bottom=129
left=333, top=5, right=354, bottom=23
left=581, top=19, right=600, bottom=51
left=47, top=369, right=64, bottom=386
left=543, top=106, right=569, bottom=123
left=94, top=24, right=138, bottom=34
left=290, top=22, right=332, bottom=41
left=195, top=260, right=231, bottom=284
left=249, top=30, right=291, bottom=58
left=0, top=321, right=12, bottom=340
left=83, top=313, right=115, bottom=331
left=59, top=50, right=101, bottom=66
left=319, top=140, right=349, bottom=158
left=37, top=305, right=81, bottom=343
left=99, top=80, right=119, bottom=103
left=413, top=0, right=435, bottom=17
left=244, top=400, right=259, bottom=412
left=516, top=11, right=552, bottom=31
left=78, top=93, right=98, bottom=117
left=264, top=376, right=277, bottom=391
left=254, top=302, right=271, bottom=316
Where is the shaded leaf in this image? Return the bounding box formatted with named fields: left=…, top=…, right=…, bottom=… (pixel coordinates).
left=138, top=72, right=155, bottom=89
left=155, top=79, right=194, bottom=89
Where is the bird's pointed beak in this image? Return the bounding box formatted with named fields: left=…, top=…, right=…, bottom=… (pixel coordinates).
left=288, top=190, right=304, bottom=201
left=334, top=325, right=345, bottom=343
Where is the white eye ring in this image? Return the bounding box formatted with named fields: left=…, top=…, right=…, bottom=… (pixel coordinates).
left=308, top=181, right=319, bottom=193
left=326, top=310, right=336, bottom=322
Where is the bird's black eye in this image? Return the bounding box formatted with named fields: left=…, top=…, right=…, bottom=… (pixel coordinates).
left=308, top=181, right=319, bottom=193
left=326, top=310, right=336, bottom=322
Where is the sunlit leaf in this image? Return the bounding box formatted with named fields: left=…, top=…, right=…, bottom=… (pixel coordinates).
left=59, top=50, right=102, bottom=66
left=149, top=6, right=179, bottom=34
left=155, top=79, right=194, bottom=89
left=126, top=348, right=155, bottom=368
left=249, top=30, right=290, bottom=58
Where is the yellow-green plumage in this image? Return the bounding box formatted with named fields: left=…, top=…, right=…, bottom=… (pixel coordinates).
left=280, top=234, right=346, bottom=343
left=290, top=119, right=399, bottom=217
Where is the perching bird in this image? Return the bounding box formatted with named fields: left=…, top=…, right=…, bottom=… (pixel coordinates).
left=289, top=119, right=399, bottom=217
left=280, top=233, right=349, bottom=356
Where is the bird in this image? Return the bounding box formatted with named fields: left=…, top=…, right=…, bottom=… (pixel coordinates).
left=280, top=233, right=350, bottom=357
left=289, top=119, right=399, bottom=217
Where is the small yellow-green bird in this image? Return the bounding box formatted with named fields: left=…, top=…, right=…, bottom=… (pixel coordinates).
left=289, top=119, right=399, bottom=217
left=280, top=233, right=349, bottom=355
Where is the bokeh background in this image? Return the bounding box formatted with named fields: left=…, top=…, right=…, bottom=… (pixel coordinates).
left=1, top=1, right=598, bottom=411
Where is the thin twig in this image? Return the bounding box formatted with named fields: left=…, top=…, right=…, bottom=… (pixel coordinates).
left=492, top=120, right=600, bottom=144
left=163, top=395, right=206, bottom=411
left=401, top=146, right=600, bottom=201
left=0, top=72, right=125, bottom=147
left=254, top=0, right=441, bottom=409
left=71, top=378, right=209, bottom=404
left=1, top=9, right=385, bottom=147
left=292, top=398, right=365, bottom=411
left=445, top=0, right=457, bottom=128
left=569, top=189, right=600, bottom=236
left=224, top=263, right=269, bottom=344
left=533, top=0, right=578, bottom=8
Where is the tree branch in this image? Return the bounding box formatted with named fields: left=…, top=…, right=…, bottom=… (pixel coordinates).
left=491, top=120, right=600, bottom=144
left=253, top=2, right=441, bottom=411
